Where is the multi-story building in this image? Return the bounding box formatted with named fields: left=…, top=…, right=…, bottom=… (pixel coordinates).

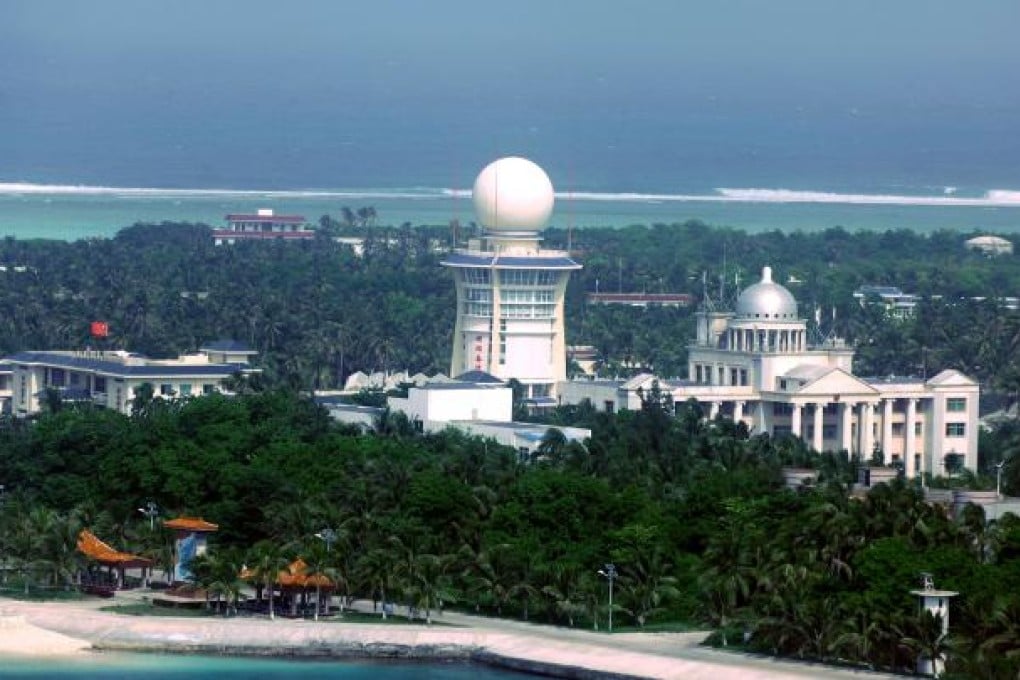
left=441, top=157, right=581, bottom=403
left=212, top=209, right=312, bottom=245
left=0, top=340, right=258, bottom=416
left=853, top=285, right=920, bottom=318
left=586, top=292, right=694, bottom=308
left=561, top=266, right=980, bottom=477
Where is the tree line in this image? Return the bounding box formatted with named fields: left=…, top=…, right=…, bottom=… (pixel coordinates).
left=1, top=389, right=1019, bottom=676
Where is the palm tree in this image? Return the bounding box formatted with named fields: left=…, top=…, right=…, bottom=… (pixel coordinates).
left=356, top=547, right=398, bottom=620
left=541, top=562, right=585, bottom=627
left=404, top=552, right=455, bottom=625
left=249, top=541, right=289, bottom=621
left=900, top=609, right=952, bottom=677
left=302, top=544, right=335, bottom=622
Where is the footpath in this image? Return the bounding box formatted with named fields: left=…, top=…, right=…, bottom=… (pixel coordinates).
left=1, top=591, right=895, bottom=680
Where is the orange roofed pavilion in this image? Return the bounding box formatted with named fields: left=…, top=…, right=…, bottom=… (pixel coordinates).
left=77, top=529, right=153, bottom=591
left=164, top=517, right=219, bottom=532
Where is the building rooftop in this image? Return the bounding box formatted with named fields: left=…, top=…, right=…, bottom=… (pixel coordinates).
left=441, top=251, right=581, bottom=269
left=200, top=339, right=256, bottom=353
left=225, top=213, right=305, bottom=224
left=861, top=375, right=927, bottom=385
left=4, top=351, right=249, bottom=378
left=418, top=382, right=506, bottom=391
left=454, top=370, right=505, bottom=384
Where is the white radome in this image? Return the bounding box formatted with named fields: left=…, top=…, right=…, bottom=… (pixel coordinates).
left=472, top=157, right=555, bottom=231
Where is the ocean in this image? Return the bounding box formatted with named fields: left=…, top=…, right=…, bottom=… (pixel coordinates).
left=3, top=1, right=1018, bottom=240
left=1, top=652, right=530, bottom=679
left=1, top=183, right=1019, bottom=241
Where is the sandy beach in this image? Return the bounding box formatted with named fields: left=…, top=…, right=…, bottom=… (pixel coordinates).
left=0, top=594, right=894, bottom=679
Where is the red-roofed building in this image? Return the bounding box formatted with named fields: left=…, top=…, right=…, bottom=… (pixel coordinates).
left=213, top=208, right=313, bottom=245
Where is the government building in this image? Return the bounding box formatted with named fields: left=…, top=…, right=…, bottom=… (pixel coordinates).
left=561, top=266, right=980, bottom=477
left=0, top=341, right=258, bottom=416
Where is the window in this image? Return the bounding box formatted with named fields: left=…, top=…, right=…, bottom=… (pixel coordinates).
left=892, top=423, right=904, bottom=436
left=160, top=383, right=174, bottom=396
left=695, top=365, right=703, bottom=383
left=604, top=401, right=615, bottom=414
left=462, top=269, right=490, bottom=285
left=822, top=424, right=837, bottom=439
left=70, top=372, right=80, bottom=386
left=915, top=422, right=922, bottom=436
left=946, top=422, right=966, bottom=437
left=740, top=369, right=748, bottom=386
left=773, top=403, right=793, bottom=416
left=50, top=368, right=66, bottom=387
left=947, top=398, right=967, bottom=412
left=180, top=383, right=193, bottom=397
left=94, top=376, right=107, bottom=393
left=499, top=270, right=558, bottom=286
left=203, top=384, right=215, bottom=395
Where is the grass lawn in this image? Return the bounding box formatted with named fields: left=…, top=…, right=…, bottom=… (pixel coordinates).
left=0, top=587, right=93, bottom=602
left=326, top=610, right=459, bottom=627
left=100, top=602, right=214, bottom=617
left=610, top=620, right=707, bottom=634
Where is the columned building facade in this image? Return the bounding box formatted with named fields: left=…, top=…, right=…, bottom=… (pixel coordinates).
left=560, top=266, right=979, bottom=476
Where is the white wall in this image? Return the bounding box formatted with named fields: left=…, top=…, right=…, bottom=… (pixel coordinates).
left=392, top=386, right=512, bottom=424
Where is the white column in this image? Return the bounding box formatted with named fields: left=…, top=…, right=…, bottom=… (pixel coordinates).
left=790, top=403, right=802, bottom=440
left=861, top=403, right=875, bottom=458
left=881, top=399, right=893, bottom=459
left=733, top=400, right=745, bottom=423
left=905, top=398, right=917, bottom=478
left=840, top=401, right=855, bottom=453
left=709, top=401, right=720, bottom=419
left=813, top=402, right=824, bottom=452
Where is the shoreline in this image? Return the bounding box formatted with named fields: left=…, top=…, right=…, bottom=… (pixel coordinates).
left=1, top=597, right=893, bottom=679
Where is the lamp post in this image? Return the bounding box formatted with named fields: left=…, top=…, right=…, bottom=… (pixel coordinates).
left=138, top=501, right=159, bottom=531
left=597, top=563, right=617, bottom=633
left=315, top=528, right=338, bottom=553
left=996, top=459, right=1009, bottom=500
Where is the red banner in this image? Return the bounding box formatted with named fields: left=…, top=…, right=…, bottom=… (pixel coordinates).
left=90, top=321, right=109, bottom=338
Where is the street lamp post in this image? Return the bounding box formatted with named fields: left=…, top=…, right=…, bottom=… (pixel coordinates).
left=315, top=528, right=338, bottom=553
left=138, top=501, right=159, bottom=531
left=597, top=563, right=618, bottom=633
left=997, top=460, right=1007, bottom=500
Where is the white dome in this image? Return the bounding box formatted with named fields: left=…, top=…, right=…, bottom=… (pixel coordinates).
left=735, top=267, right=799, bottom=320
left=472, top=157, right=554, bottom=232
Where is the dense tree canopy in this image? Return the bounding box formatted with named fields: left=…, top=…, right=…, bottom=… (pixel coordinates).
left=0, top=391, right=1019, bottom=676
left=3, top=220, right=1020, bottom=388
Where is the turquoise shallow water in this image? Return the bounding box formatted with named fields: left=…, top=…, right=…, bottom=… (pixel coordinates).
left=1, top=188, right=1019, bottom=240
left=1, top=652, right=530, bottom=678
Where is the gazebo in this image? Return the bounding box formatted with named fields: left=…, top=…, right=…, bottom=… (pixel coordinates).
left=241, top=558, right=335, bottom=617
left=76, top=529, right=153, bottom=592
left=163, top=516, right=218, bottom=583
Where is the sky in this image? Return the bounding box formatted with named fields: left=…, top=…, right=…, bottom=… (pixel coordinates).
left=0, top=1, right=1017, bottom=191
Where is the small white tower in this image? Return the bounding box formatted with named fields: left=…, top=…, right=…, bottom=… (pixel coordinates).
left=910, top=572, right=958, bottom=677
left=442, top=157, right=581, bottom=401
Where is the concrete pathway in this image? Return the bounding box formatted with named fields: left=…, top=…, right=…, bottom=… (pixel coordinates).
left=0, top=592, right=896, bottom=680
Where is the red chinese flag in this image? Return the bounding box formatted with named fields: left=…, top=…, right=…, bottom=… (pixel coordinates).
left=90, top=321, right=109, bottom=338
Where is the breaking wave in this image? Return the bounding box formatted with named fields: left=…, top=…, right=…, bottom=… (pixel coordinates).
left=2, top=182, right=1019, bottom=207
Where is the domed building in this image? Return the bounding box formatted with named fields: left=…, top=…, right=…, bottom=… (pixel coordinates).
left=562, top=265, right=979, bottom=478
left=441, top=157, right=581, bottom=402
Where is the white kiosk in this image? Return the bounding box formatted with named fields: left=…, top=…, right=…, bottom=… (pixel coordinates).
left=909, top=572, right=958, bottom=677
